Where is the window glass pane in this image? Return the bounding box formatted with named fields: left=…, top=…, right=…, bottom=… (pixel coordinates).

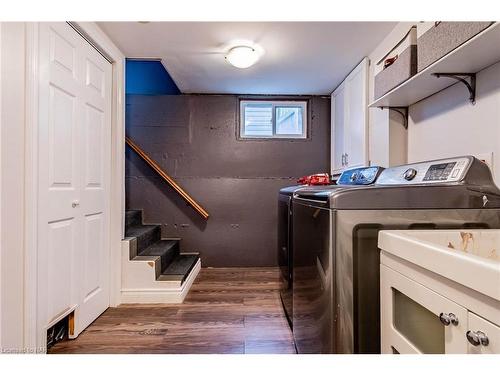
left=275, top=106, right=303, bottom=135
left=243, top=103, right=273, bottom=137
left=393, top=289, right=445, bottom=354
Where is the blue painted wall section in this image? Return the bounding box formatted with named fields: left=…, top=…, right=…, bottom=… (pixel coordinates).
left=126, top=59, right=181, bottom=95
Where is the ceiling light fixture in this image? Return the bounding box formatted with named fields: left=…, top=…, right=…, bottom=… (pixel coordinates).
left=225, top=46, right=260, bottom=69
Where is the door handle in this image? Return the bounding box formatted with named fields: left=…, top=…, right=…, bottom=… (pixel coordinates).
left=466, top=330, right=489, bottom=347
left=345, top=153, right=349, bottom=165
left=341, top=153, right=345, bottom=166
left=72, top=200, right=80, bottom=208
left=439, top=312, right=459, bottom=326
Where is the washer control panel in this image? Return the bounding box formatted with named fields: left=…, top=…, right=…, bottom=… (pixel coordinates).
left=376, top=157, right=472, bottom=185
left=337, top=166, right=383, bottom=185
left=422, top=162, right=457, bottom=181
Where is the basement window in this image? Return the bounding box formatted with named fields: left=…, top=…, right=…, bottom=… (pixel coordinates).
left=239, top=100, right=307, bottom=139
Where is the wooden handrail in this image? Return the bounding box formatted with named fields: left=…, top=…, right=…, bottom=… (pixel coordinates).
left=125, top=137, right=210, bottom=220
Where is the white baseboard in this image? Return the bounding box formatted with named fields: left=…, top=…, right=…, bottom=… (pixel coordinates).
left=120, top=259, right=201, bottom=304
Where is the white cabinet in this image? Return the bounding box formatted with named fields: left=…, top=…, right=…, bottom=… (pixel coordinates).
left=381, top=265, right=468, bottom=354
left=381, top=259, right=500, bottom=354
left=332, top=83, right=345, bottom=173
left=331, top=58, right=369, bottom=174
left=467, top=312, right=500, bottom=354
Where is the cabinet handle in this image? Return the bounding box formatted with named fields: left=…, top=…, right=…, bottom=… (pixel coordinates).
left=439, top=312, right=459, bottom=326
left=466, top=330, right=489, bottom=347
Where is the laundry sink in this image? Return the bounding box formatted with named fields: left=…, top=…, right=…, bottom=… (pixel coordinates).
left=378, top=229, right=500, bottom=301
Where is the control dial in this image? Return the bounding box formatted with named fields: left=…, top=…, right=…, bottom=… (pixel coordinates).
left=403, top=168, right=417, bottom=181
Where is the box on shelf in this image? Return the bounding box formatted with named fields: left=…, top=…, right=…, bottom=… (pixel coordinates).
left=374, top=26, right=417, bottom=100
left=417, top=21, right=494, bottom=72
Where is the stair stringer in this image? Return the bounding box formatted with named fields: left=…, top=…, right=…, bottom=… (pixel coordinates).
left=120, top=237, right=201, bottom=303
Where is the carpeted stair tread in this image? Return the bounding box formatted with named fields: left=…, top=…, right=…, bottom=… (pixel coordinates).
left=139, top=240, right=180, bottom=273
left=125, top=224, right=161, bottom=253
left=160, top=254, right=199, bottom=284
left=125, top=224, right=159, bottom=238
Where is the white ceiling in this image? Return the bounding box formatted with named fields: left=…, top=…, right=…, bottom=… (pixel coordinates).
left=98, top=22, right=397, bottom=95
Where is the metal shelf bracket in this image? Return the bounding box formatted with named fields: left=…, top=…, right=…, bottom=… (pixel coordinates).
left=379, top=106, right=409, bottom=129
left=431, top=73, right=476, bottom=104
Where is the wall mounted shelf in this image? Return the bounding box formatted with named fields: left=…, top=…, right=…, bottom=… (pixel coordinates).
left=385, top=107, right=409, bottom=129
left=369, top=22, right=500, bottom=108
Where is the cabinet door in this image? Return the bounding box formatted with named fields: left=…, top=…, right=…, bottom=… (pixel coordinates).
left=467, top=312, right=500, bottom=354
left=381, top=265, right=468, bottom=354
left=331, top=83, right=346, bottom=174
left=345, top=57, right=368, bottom=169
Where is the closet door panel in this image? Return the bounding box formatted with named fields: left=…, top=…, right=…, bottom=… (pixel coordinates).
left=37, top=22, right=112, bottom=344
left=38, top=23, right=82, bottom=333
left=75, top=40, right=112, bottom=335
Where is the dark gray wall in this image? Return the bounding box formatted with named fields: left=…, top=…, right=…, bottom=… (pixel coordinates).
left=126, top=94, right=330, bottom=267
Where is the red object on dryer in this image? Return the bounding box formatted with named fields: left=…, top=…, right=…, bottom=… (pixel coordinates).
left=297, top=173, right=331, bottom=185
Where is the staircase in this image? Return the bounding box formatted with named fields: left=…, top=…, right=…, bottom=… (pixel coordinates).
left=120, top=209, right=201, bottom=303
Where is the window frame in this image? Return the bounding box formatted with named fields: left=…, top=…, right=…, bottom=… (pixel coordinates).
left=239, top=99, right=308, bottom=140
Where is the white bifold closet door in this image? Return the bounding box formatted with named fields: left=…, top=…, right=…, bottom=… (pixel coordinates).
left=37, top=22, right=112, bottom=340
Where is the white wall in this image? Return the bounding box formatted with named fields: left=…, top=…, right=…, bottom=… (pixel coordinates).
left=368, top=22, right=500, bottom=188
left=368, top=22, right=413, bottom=167
left=408, top=61, right=500, bottom=185
left=0, top=22, right=26, bottom=352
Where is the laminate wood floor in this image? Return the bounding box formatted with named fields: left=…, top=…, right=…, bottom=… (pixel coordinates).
left=48, top=267, right=296, bottom=354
